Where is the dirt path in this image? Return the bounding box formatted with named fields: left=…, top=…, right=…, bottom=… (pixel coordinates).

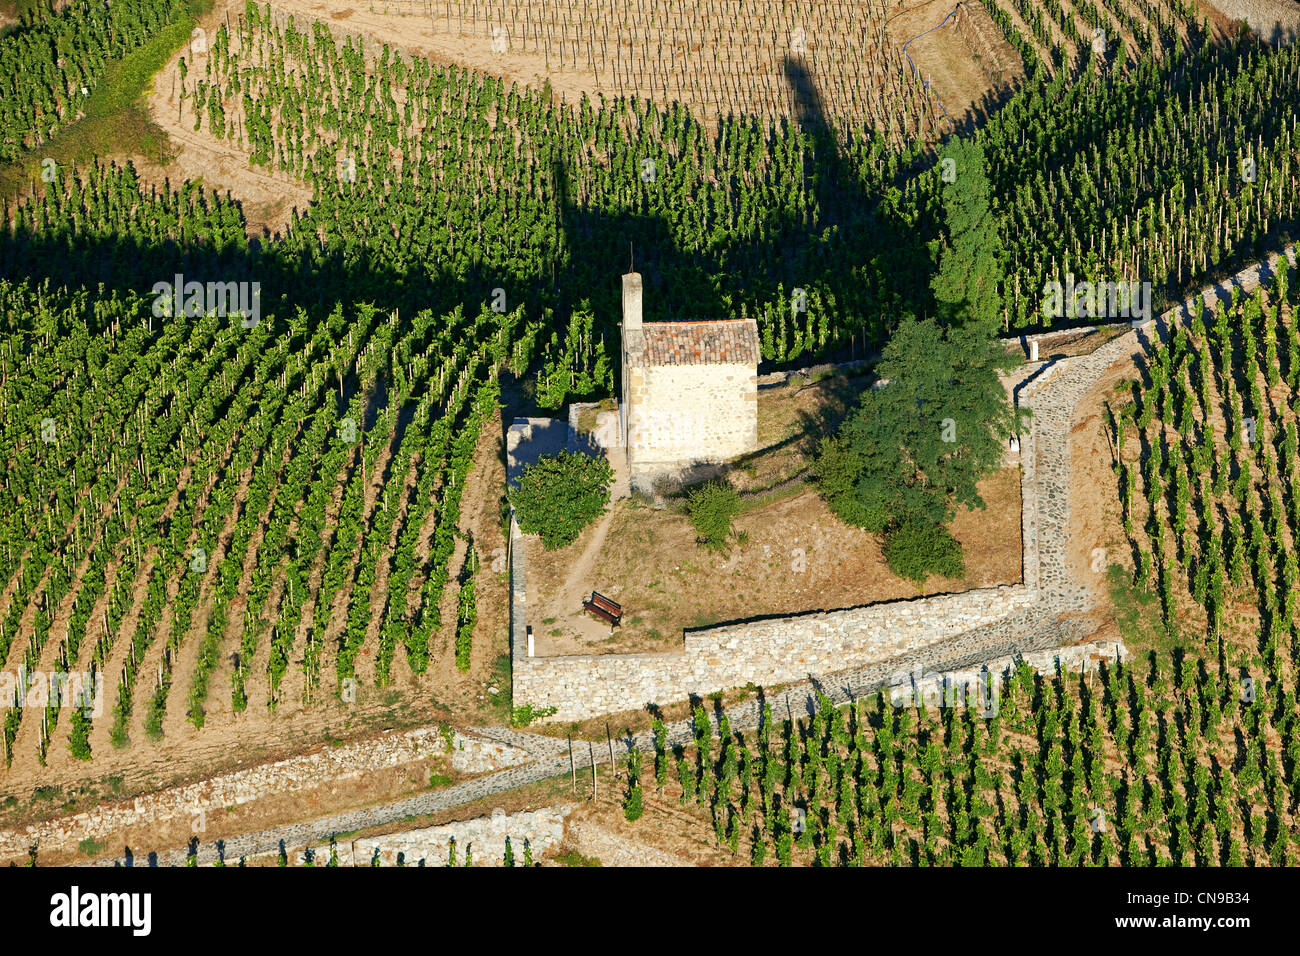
left=557, top=508, right=616, bottom=611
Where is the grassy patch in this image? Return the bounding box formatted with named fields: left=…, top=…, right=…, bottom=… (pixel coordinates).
left=510, top=703, right=558, bottom=727
left=77, top=837, right=106, bottom=858
left=553, top=848, right=602, bottom=867
left=428, top=773, right=453, bottom=789
left=1106, top=562, right=1170, bottom=652
left=0, top=5, right=208, bottom=197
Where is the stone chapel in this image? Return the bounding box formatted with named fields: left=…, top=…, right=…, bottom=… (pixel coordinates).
left=618, top=272, right=760, bottom=492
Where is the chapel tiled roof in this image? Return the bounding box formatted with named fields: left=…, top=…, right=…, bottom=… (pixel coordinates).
left=626, top=319, right=761, bottom=368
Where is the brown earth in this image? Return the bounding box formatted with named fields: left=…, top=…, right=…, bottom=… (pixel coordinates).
left=527, top=374, right=1023, bottom=657
left=1064, top=354, right=1139, bottom=645
left=888, top=0, right=1026, bottom=127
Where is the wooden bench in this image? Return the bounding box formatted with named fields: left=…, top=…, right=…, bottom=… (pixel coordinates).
left=583, top=591, right=623, bottom=629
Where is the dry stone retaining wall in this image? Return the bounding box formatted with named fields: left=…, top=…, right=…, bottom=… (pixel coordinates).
left=352, top=804, right=575, bottom=867
left=0, top=727, right=527, bottom=864
left=513, top=244, right=1298, bottom=725
left=512, top=507, right=1035, bottom=721
left=889, top=640, right=1131, bottom=708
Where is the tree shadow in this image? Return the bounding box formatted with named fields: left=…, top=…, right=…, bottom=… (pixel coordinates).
left=3, top=49, right=932, bottom=402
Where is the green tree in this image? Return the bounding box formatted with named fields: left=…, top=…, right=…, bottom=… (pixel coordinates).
left=814, top=317, right=1021, bottom=579
left=510, top=450, right=613, bottom=549
left=686, top=480, right=743, bottom=554
left=929, top=139, right=1004, bottom=335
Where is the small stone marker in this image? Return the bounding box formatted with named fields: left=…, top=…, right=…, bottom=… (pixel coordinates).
left=1029, top=340, right=1039, bottom=362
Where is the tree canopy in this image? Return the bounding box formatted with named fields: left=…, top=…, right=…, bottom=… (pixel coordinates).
left=510, top=449, right=614, bottom=549
left=929, top=139, right=1005, bottom=336
left=814, top=317, right=1022, bottom=579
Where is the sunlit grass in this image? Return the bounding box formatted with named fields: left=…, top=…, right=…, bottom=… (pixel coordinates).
left=0, top=1, right=210, bottom=198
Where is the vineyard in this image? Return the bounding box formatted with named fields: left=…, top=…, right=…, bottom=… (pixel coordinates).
left=0, top=0, right=1299, bottom=849
left=341, top=0, right=954, bottom=140
left=1116, top=259, right=1300, bottom=679
left=607, top=650, right=1300, bottom=865
left=589, top=257, right=1300, bottom=865
left=0, top=162, right=533, bottom=777
left=162, top=0, right=1300, bottom=345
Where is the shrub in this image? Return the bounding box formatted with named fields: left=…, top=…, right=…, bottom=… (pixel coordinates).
left=687, top=480, right=743, bottom=554
left=510, top=703, right=558, bottom=727
left=554, top=849, right=602, bottom=867
left=510, top=450, right=613, bottom=549
left=882, top=520, right=965, bottom=582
